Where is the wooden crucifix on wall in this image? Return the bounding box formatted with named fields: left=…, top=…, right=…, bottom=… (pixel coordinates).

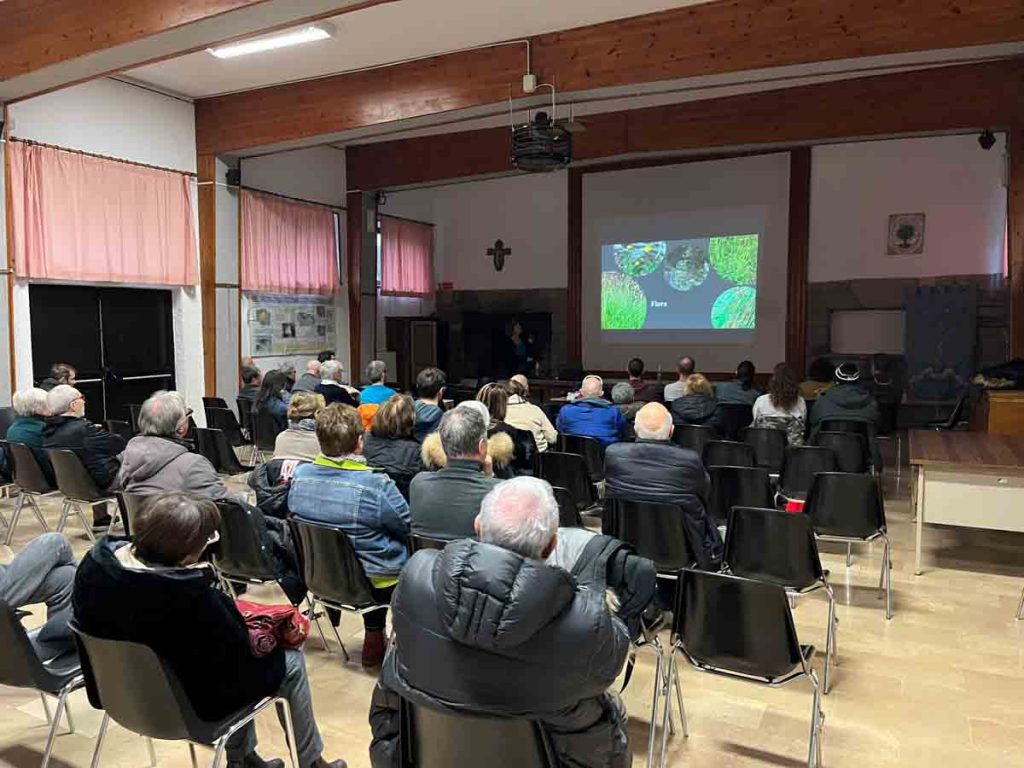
left=488, top=239, right=511, bottom=271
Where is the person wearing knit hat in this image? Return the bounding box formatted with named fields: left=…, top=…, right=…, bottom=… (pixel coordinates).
left=808, top=360, right=882, bottom=468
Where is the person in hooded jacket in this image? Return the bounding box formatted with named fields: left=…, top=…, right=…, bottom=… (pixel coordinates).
left=669, top=373, right=720, bottom=434
left=808, top=361, right=882, bottom=468
left=369, top=477, right=633, bottom=768
left=555, top=375, right=625, bottom=450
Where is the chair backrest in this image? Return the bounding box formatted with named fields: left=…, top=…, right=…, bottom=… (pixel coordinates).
left=702, top=440, right=755, bottom=469
left=207, top=407, right=248, bottom=447
left=818, top=418, right=870, bottom=438
left=938, top=392, right=968, bottom=429
left=115, top=491, right=147, bottom=538
left=104, top=419, right=134, bottom=444
left=715, top=403, right=754, bottom=441
left=551, top=486, right=584, bottom=527
left=778, top=445, right=838, bottom=499
left=675, top=569, right=804, bottom=681
left=743, top=427, right=787, bottom=473
left=813, top=431, right=868, bottom=473
left=603, top=498, right=696, bottom=572
left=202, top=396, right=229, bottom=410
left=535, top=452, right=595, bottom=511
left=212, top=500, right=279, bottom=581
left=48, top=448, right=106, bottom=501
left=194, top=428, right=222, bottom=472
left=71, top=624, right=199, bottom=741
left=0, top=600, right=69, bottom=691
left=407, top=533, right=449, bottom=554
left=0, top=407, right=17, bottom=439
left=8, top=441, right=55, bottom=494
left=805, top=472, right=886, bottom=539
left=671, top=424, right=714, bottom=454
left=127, top=404, right=143, bottom=435
left=288, top=517, right=378, bottom=608
left=558, top=434, right=604, bottom=483
left=707, top=466, right=774, bottom=525
left=724, top=506, right=824, bottom=591
left=252, top=407, right=281, bottom=451
left=210, top=428, right=252, bottom=475
left=401, top=699, right=555, bottom=768
left=236, top=398, right=254, bottom=435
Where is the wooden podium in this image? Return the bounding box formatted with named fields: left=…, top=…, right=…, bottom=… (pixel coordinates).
left=970, top=390, right=1024, bottom=436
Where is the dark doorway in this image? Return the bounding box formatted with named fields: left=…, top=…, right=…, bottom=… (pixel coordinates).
left=29, top=285, right=176, bottom=423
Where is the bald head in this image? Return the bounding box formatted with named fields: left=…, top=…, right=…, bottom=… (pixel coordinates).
left=635, top=402, right=673, bottom=441
left=580, top=375, right=604, bottom=398
left=511, top=374, right=528, bottom=389
left=305, top=359, right=321, bottom=376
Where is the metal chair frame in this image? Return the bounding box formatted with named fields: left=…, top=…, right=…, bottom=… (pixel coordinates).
left=3, top=443, right=56, bottom=546
left=1017, top=585, right=1024, bottom=620
left=626, top=623, right=687, bottom=768
left=48, top=449, right=120, bottom=543
left=816, top=529, right=893, bottom=620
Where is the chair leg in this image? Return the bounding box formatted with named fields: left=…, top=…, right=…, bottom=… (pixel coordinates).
left=884, top=536, right=893, bottom=620
left=146, top=737, right=158, bottom=767
left=209, top=738, right=226, bottom=768
left=276, top=698, right=302, bottom=768
left=645, top=641, right=663, bottom=768
left=189, top=742, right=199, bottom=768
left=73, top=502, right=96, bottom=543
left=89, top=712, right=110, bottom=768
left=658, top=647, right=677, bottom=768
left=40, top=687, right=68, bottom=768
left=329, top=617, right=350, bottom=663
left=40, top=692, right=52, bottom=725
left=807, top=670, right=823, bottom=768
left=5, top=492, right=26, bottom=545
left=55, top=500, right=71, bottom=534
left=823, top=586, right=836, bottom=695
left=27, top=494, right=50, bottom=533
left=846, top=543, right=853, bottom=567
left=671, top=654, right=688, bottom=738
left=64, top=698, right=75, bottom=734
left=1016, top=585, right=1024, bottom=620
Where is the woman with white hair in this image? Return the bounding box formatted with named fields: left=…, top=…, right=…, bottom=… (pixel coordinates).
left=6, top=387, right=50, bottom=447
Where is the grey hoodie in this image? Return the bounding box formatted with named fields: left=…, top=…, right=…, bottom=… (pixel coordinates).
left=115, top=435, right=235, bottom=500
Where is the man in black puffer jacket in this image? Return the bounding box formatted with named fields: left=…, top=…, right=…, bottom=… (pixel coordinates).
left=369, top=477, right=633, bottom=768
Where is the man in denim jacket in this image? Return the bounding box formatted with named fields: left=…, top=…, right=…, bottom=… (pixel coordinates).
left=288, top=403, right=410, bottom=668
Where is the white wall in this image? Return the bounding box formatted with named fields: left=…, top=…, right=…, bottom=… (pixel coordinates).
left=3, top=78, right=205, bottom=417
left=809, top=134, right=1007, bottom=282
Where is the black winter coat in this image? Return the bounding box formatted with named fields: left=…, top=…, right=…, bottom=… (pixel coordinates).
left=42, top=415, right=126, bottom=490
left=73, top=538, right=285, bottom=722
left=363, top=434, right=424, bottom=500
left=369, top=539, right=631, bottom=768
left=669, top=393, right=720, bottom=433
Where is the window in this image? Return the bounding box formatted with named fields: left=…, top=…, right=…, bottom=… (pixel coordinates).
left=378, top=215, right=433, bottom=297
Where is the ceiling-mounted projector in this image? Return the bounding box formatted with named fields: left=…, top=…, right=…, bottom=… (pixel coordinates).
left=511, top=111, right=572, bottom=172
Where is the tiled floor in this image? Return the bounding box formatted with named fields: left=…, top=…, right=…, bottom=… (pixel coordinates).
left=1, top=465, right=1022, bottom=768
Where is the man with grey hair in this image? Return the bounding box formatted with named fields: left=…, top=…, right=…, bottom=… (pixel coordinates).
left=315, top=359, right=359, bottom=407
left=555, top=374, right=625, bottom=449
left=370, top=474, right=633, bottom=768
left=408, top=406, right=500, bottom=540
left=604, top=402, right=721, bottom=568
left=360, top=360, right=396, bottom=406
left=5, top=387, right=52, bottom=480
left=610, top=381, right=642, bottom=431
left=43, top=384, right=127, bottom=525
left=279, top=361, right=297, bottom=390
left=116, top=390, right=235, bottom=500
left=290, top=359, right=322, bottom=393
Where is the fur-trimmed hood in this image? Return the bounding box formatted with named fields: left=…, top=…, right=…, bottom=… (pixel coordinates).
left=420, top=431, right=515, bottom=471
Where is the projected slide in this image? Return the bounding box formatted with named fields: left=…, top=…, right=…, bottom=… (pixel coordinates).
left=600, top=235, right=758, bottom=331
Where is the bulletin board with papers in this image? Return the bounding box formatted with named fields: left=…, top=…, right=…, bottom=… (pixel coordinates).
left=247, top=294, right=336, bottom=356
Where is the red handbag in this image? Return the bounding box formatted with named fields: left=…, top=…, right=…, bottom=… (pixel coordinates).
left=236, top=600, right=310, bottom=657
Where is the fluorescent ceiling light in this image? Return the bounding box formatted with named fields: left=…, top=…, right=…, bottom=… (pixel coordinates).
left=207, top=23, right=335, bottom=59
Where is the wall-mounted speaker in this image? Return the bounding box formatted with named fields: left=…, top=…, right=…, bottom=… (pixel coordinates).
left=225, top=167, right=241, bottom=186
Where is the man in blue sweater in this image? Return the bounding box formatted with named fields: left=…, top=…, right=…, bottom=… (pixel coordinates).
left=556, top=375, right=625, bottom=450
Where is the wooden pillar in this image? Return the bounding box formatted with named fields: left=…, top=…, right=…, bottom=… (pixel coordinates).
left=197, top=153, right=217, bottom=396
left=1009, top=126, right=1024, bottom=359
left=567, top=168, right=583, bottom=366
left=346, top=191, right=363, bottom=379
left=3, top=107, right=15, bottom=395
left=786, top=147, right=812, bottom=376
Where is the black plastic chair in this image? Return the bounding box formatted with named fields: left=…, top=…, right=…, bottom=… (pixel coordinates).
left=0, top=601, right=84, bottom=768
left=715, top=403, right=753, bottom=441
left=558, top=434, right=604, bottom=483
left=0, top=439, right=14, bottom=508
left=744, top=427, right=787, bottom=474
left=407, top=533, right=450, bottom=554
left=252, top=407, right=282, bottom=463
left=196, top=428, right=255, bottom=476
left=702, top=440, right=755, bottom=469
left=71, top=624, right=300, bottom=768
left=202, top=396, right=229, bottom=410
left=926, top=392, right=968, bottom=430
left=813, top=431, right=868, bottom=474
left=211, top=499, right=290, bottom=599
left=536, top=452, right=597, bottom=513
left=805, top=472, right=892, bottom=620
left=671, top=424, right=713, bottom=455
left=207, top=408, right=251, bottom=450
left=236, top=397, right=254, bottom=440
left=818, top=418, right=871, bottom=439
left=4, top=442, right=56, bottom=545
left=127, top=404, right=144, bottom=435
left=399, top=698, right=556, bottom=768
left=289, top=517, right=389, bottom=661
left=778, top=445, right=838, bottom=501
left=46, top=449, right=118, bottom=542
left=551, top=486, right=584, bottom=527
left=104, top=419, right=134, bottom=444
left=0, top=406, right=18, bottom=438
left=707, top=466, right=774, bottom=525
left=194, top=427, right=222, bottom=471
left=664, top=569, right=823, bottom=768
left=724, top=506, right=838, bottom=693
left=114, top=491, right=146, bottom=539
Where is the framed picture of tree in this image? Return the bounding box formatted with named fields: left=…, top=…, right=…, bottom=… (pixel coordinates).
left=887, top=212, right=926, bottom=255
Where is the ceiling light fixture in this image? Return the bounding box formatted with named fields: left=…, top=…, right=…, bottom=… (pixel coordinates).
left=207, top=23, right=335, bottom=59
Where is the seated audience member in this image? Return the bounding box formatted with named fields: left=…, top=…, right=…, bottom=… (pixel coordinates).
left=0, top=532, right=76, bottom=660
left=315, top=360, right=359, bottom=408
left=669, top=373, right=719, bottom=432
left=73, top=493, right=346, bottom=768
left=410, top=405, right=501, bottom=540
left=316, top=350, right=335, bottom=364
left=752, top=363, right=807, bottom=445
left=241, top=356, right=256, bottom=369
left=43, top=385, right=126, bottom=524
left=604, top=403, right=722, bottom=568
left=39, top=363, right=77, bottom=392
left=291, top=360, right=322, bottom=394
left=363, top=395, right=425, bottom=499
left=238, top=366, right=262, bottom=402
left=556, top=375, right=625, bottom=450
left=360, top=360, right=397, bottom=406
left=800, top=357, right=834, bottom=401
left=7, top=387, right=54, bottom=481
left=117, top=391, right=235, bottom=500
left=273, top=392, right=325, bottom=462
left=412, top=367, right=446, bottom=441
left=370, top=477, right=631, bottom=768
left=716, top=360, right=761, bottom=405
left=809, top=362, right=882, bottom=467
left=254, top=370, right=292, bottom=433
left=662, top=356, right=695, bottom=403
left=611, top=382, right=643, bottom=423
left=504, top=374, right=558, bottom=452
left=626, top=357, right=663, bottom=403
left=477, top=383, right=537, bottom=478
left=279, top=362, right=298, bottom=391
left=288, top=404, right=409, bottom=668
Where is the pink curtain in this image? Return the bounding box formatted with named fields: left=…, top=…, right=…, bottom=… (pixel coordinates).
left=241, top=189, right=338, bottom=294
left=380, top=215, right=433, bottom=297
left=9, top=141, right=197, bottom=285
